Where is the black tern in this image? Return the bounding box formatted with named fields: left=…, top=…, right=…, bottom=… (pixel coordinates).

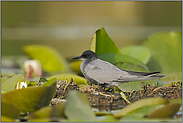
left=72, top=50, right=165, bottom=88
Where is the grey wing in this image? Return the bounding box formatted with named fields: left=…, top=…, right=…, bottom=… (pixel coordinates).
left=85, top=59, right=164, bottom=84
left=84, top=59, right=129, bottom=84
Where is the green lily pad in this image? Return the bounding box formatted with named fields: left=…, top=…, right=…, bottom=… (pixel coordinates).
left=120, top=105, right=164, bottom=120
left=90, top=27, right=121, bottom=55
left=97, top=115, right=119, bottom=122
left=120, top=46, right=151, bottom=64
left=1, top=76, right=10, bottom=84
left=2, top=74, right=26, bottom=93
left=23, top=45, right=70, bottom=73
left=29, top=101, right=66, bottom=120
left=147, top=103, right=181, bottom=118
left=64, top=90, right=97, bottom=121
left=47, top=73, right=88, bottom=85
left=1, top=82, right=57, bottom=112
left=143, top=31, right=182, bottom=83
left=98, top=53, right=149, bottom=71
left=1, top=101, right=20, bottom=119
left=114, top=98, right=169, bottom=118
left=1, top=115, right=15, bottom=122
left=69, top=60, right=82, bottom=74
left=42, top=78, right=57, bottom=86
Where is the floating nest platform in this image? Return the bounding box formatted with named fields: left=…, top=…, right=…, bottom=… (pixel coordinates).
left=52, top=79, right=182, bottom=111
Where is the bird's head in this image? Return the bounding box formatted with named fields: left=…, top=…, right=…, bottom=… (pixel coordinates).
left=72, top=50, right=98, bottom=61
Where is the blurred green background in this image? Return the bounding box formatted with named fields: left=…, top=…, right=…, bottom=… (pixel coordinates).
left=2, top=1, right=182, bottom=59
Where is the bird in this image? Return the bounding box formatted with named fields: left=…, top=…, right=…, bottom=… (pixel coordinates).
left=72, top=50, right=165, bottom=89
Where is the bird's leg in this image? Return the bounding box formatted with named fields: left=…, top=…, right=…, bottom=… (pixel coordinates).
left=113, top=86, right=115, bottom=95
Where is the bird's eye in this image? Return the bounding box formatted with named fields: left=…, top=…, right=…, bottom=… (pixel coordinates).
left=83, top=55, right=87, bottom=58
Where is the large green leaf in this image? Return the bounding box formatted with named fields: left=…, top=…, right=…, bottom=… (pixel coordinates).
left=147, top=103, right=181, bottom=118
left=23, top=45, right=70, bottom=73
left=2, top=74, right=26, bottom=93
left=1, top=82, right=57, bottom=112
left=143, top=31, right=182, bottom=83
left=120, top=103, right=181, bottom=121
left=42, top=78, right=57, bottom=86
left=29, top=101, right=66, bottom=120
left=114, top=98, right=169, bottom=118
left=90, top=27, right=121, bottom=55
left=64, top=90, right=97, bottom=121
left=69, top=60, right=82, bottom=75
left=1, top=101, right=20, bottom=119
left=98, top=53, right=149, bottom=72
left=120, top=45, right=151, bottom=64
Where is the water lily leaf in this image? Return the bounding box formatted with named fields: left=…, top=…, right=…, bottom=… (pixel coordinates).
left=1, top=115, right=15, bottom=122
left=28, top=81, right=38, bottom=86
left=169, top=99, right=182, bottom=104
left=1, top=76, right=10, bottom=83
left=1, top=82, right=56, bottom=112
left=95, top=111, right=112, bottom=116
left=23, top=45, right=69, bottom=73
left=42, top=78, right=56, bottom=86
left=1, top=101, right=20, bottom=119
left=97, top=115, right=119, bottom=122
left=98, top=53, right=149, bottom=71
left=90, top=33, right=96, bottom=52
left=64, top=90, right=97, bottom=121
left=29, top=101, right=66, bottom=120
left=147, top=103, right=181, bottom=118
left=38, top=77, right=48, bottom=83
left=2, top=74, right=26, bottom=93
left=114, top=98, right=169, bottom=118
left=120, top=46, right=151, bottom=64
left=143, top=31, right=182, bottom=83
left=90, top=27, right=121, bottom=55
left=69, top=60, right=82, bottom=74
left=47, top=73, right=88, bottom=85
left=119, top=105, right=164, bottom=120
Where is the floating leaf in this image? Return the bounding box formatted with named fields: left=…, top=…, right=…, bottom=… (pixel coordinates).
left=64, top=90, right=97, bottom=121
left=90, top=27, right=121, bottom=55
left=97, top=115, right=119, bottom=122
left=28, top=81, right=38, bottom=86
left=98, top=53, right=149, bottom=71
left=119, top=105, right=164, bottom=121
left=120, top=46, right=151, bottom=64
left=169, top=99, right=182, bottom=104
left=47, top=73, right=88, bottom=85
left=42, top=78, right=57, bottom=86
left=29, top=101, right=66, bottom=120
left=1, top=116, right=15, bottom=122
left=1, top=76, right=10, bottom=83
left=2, top=74, right=26, bottom=93
left=114, top=98, right=169, bottom=118
left=23, top=45, right=70, bottom=73
left=69, top=60, right=82, bottom=74
left=143, top=31, right=182, bottom=83
left=1, top=101, right=20, bottom=119
left=1, top=82, right=56, bottom=112
left=147, top=103, right=181, bottom=118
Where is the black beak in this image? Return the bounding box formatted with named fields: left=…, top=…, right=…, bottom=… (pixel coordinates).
left=72, top=56, right=81, bottom=59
